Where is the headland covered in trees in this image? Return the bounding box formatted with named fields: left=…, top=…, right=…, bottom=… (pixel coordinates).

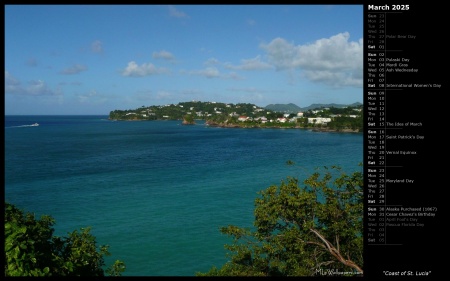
left=109, top=101, right=363, bottom=132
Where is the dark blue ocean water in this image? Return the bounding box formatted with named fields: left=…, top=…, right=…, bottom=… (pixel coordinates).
left=4, top=115, right=363, bottom=276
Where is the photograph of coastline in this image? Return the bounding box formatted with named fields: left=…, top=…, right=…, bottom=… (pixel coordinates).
left=5, top=5, right=363, bottom=276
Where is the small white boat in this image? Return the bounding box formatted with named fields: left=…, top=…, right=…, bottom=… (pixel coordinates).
left=30, top=123, right=39, bottom=126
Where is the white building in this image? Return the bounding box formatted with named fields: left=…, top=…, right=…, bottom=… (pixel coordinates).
left=308, top=117, right=331, bottom=124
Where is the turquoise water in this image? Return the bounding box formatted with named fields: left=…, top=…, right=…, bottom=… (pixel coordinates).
left=4, top=115, right=363, bottom=276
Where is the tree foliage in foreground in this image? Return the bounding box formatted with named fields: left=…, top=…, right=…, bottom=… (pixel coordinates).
left=197, top=163, right=363, bottom=277
left=4, top=202, right=126, bottom=276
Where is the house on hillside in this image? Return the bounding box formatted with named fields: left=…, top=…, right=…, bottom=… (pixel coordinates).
left=308, top=117, right=331, bottom=124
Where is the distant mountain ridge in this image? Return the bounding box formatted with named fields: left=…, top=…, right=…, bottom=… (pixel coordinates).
left=264, top=103, right=301, bottom=113
left=265, top=102, right=363, bottom=113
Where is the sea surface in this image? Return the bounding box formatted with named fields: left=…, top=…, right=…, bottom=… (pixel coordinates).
left=4, top=115, right=363, bottom=276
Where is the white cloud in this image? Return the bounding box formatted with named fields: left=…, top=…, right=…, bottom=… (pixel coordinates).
left=152, top=50, right=175, bottom=61
left=60, top=64, right=88, bottom=75
left=77, top=90, right=97, bottom=103
left=187, top=67, right=220, bottom=78
left=183, top=67, right=244, bottom=80
left=200, top=67, right=220, bottom=78
left=28, top=80, right=57, bottom=96
left=224, top=55, right=273, bottom=71
left=5, top=71, right=21, bottom=93
left=260, top=32, right=363, bottom=87
left=121, top=61, right=168, bottom=77
left=226, top=72, right=244, bottom=80
left=168, top=5, right=189, bottom=19
left=76, top=89, right=108, bottom=103
left=302, top=70, right=362, bottom=88
left=204, top=58, right=220, bottom=66
left=5, top=71, right=62, bottom=96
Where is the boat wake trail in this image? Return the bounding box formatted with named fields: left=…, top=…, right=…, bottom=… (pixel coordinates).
left=6, top=123, right=40, bottom=128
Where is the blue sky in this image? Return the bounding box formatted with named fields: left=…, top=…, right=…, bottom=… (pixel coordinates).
left=5, top=4, right=363, bottom=115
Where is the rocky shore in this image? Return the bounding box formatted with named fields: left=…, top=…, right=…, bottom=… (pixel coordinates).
left=204, top=120, right=361, bottom=133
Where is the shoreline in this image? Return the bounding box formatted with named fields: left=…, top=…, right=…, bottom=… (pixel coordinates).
left=108, top=118, right=362, bottom=133
left=205, top=121, right=361, bottom=133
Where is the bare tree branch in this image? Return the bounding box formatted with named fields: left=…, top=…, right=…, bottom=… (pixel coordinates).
left=309, top=228, right=363, bottom=274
